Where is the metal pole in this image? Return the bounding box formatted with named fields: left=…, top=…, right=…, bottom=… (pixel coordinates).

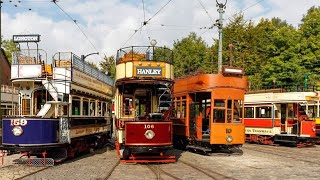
left=0, top=1, right=2, bottom=123
left=216, top=0, right=226, bottom=73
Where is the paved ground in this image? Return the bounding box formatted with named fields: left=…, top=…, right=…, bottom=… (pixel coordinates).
left=0, top=144, right=319, bottom=180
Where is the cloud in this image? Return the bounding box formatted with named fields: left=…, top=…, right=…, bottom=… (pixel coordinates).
left=1, top=0, right=320, bottom=65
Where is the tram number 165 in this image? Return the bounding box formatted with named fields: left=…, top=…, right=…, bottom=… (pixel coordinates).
left=10, top=119, right=28, bottom=126
left=144, top=124, right=154, bottom=129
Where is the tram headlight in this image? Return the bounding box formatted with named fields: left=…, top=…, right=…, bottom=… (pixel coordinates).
left=12, top=126, right=23, bottom=136
left=226, top=136, right=233, bottom=142
left=145, top=130, right=155, bottom=139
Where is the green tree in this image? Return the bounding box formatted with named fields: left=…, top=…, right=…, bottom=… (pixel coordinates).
left=298, top=6, right=320, bottom=87
left=99, top=55, right=116, bottom=80
left=1, top=37, right=19, bottom=64
left=173, top=32, right=214, bottom=77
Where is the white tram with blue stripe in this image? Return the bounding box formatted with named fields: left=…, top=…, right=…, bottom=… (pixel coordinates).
left=1, top=49, right=114, bottom=164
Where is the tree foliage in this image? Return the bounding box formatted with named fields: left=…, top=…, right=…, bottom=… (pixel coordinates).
left=1, top=37, right=19, bottom=64
left=172, top=6, right=320, bottom=90
left=99, top=55, right=116, bottom=80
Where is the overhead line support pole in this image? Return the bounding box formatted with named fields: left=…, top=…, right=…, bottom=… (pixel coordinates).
left=216, top=0, right=226, bottom=73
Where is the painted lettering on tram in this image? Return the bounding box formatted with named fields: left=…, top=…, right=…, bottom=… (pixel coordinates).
left=144, top=124, right=155, bottom=129
left=246, top=128, right=273, bottom=134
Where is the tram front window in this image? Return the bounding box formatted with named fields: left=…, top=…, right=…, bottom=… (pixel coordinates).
left=233, top=100, right=242, bottom=123
left=214, top=109, right=225, bottom=123
left=123, top=97, right=133, bottom=116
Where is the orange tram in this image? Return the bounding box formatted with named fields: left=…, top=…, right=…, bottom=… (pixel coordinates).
left=172, top=67, right=247, bottom=154
left=114, top=46, right=176, bottom=163
left=244, top=90, right=318, bottom=147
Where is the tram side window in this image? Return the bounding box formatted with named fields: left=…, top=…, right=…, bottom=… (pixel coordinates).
left=255, top=106, right=272, bottom=118
left=72, top=97, right=81, bottom=115
left=90, top=100, right=96, bottom=116
left=244, top=107, right=254, bottom=118
left=182, top=101, right=186, bottom=118
left=288, top=104, right=294, bottom=118
left=83, top=99, right=89, bottom=116
left=176, top=102, right=181, bottom=118
left=97, top=101, right=102, bottom=116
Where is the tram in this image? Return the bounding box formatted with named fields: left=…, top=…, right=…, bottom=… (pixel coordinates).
left=244, top=91, right=317, bottom=146
left=172, top=66, right=247, bottom=154
left=0, top=49, right=114, bottom=165
left=114, top=45, right=176, bottom=163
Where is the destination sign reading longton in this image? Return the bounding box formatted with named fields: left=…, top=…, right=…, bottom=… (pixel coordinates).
left=136, top=67, right=162, bottom=76
left=13, top=34, right=40, bottom=43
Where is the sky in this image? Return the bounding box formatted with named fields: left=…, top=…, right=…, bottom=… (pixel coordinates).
left=1, top=0, right=320, bottom=65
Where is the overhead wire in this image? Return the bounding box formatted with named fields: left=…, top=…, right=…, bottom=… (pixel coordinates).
left=52, top=0, right=101, bottom=58
left=121, top=0, right=172, bottom=47
left=197, top=0, right=214, bottom=22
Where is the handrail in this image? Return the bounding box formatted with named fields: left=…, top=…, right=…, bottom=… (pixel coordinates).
left=0, top=85, right=19, bottom=94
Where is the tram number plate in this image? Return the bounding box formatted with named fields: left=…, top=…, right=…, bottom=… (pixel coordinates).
left=10, top=119, right=28, bottom=126
left=226, top=128, right=232, bottom=133
left=144, top=124, right=154, bottom=129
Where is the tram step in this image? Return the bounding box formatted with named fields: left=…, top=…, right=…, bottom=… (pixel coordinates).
left=186, top=145, right=211, bottom=152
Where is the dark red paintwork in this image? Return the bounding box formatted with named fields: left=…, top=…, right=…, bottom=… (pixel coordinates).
left=125, top=121, right=172, bottom=146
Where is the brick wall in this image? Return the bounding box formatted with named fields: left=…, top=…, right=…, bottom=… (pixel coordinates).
left=0, top=49, right=11, bottom=85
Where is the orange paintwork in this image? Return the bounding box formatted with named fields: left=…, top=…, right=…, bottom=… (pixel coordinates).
left=174, top=73, right=247, bottom=97
left=173, top=73, right=247, bottom=145
left=210, top=123, right=245, bottom=144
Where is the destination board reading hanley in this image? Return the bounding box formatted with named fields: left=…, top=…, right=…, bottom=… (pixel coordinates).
left=136, top=67, right=162, bottom=76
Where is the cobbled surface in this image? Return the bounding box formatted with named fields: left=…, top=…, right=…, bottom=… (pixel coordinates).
left=0, top=144, right=319, bottom=180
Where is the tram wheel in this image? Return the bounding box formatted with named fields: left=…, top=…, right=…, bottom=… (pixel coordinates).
left=122, top=147, right=131, bottom=160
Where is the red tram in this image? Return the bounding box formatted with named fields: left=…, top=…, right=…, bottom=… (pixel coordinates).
left=172, top=67, right=247, bottom=154
left=114, top=46, right=175, bottom=163
left=244, top=91, right=317, bottom=147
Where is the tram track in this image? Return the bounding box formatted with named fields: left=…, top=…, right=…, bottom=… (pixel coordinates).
left=103, top=160, right=120, bottom=180
left=179, top=160, right=238, bottom=180
left=146, top=164, right=181, bottom=180
left=243, top=146, right=320, bottom=165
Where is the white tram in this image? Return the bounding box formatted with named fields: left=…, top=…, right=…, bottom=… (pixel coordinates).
left=0, top=49, right=114, bottom=165
left=244, top=91, right=317, bottom=146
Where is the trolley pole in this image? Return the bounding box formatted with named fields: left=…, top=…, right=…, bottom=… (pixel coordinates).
left=216, top=0, right=227, bottom=73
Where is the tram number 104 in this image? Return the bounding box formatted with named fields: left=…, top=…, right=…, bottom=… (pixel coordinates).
left=144, top=124, right=154, bottom=129
left=10, top=119, right=28, bottom=126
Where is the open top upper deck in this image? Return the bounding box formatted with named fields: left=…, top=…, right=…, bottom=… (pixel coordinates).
left=115, top=46, right=174, bottom=83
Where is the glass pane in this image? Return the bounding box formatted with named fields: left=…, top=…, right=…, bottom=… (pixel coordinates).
left=227, top=100, right=232, bottom=109
left=245, top=107, right=254, bottom=118
left=176, top=102, right=181, bottom=118
left=214, top=100, right=225, bottom=107
left=214, top=109, right=225, bottom=123
left=123, top=97, right=133, bottom=115
left=255, top=106, right=272, bottom=118
left=90, top=101, right=96, bottom=116
left=182, top=101, right=186, bottom=118
left=227, top=110, right=232, bottom=123
left=233, top=100, right=241, bottom=123
left=83, top=99, right=89, bottom=115
left=72, top=98, right=80, bottom=115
